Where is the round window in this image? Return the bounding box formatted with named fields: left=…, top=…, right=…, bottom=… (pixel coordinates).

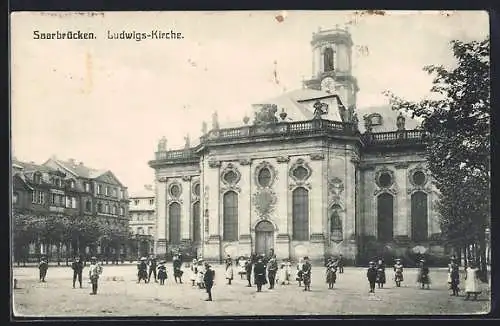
left=170, top=184, right=181, bottom=197
left=257, top=168, right=272, bottom=187
left=223, top=171, right=238, bottom=184
left=378, top=172, right=393, bottom=188
left=413, top=171, right=426, bottom=186
left=293, top=166, right=309, bottom=180
left=193, top=183, right=201, bottom=196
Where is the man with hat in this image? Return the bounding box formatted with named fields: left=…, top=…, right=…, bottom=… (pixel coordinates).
left=244, top=257, right=253, bottom=287
left=417, top=259, right=431, bottom=289
left=38, top=255, right=49, bottom=282
left=301, top=256, right=312, bottom=291
left=367, top=261, right=377, bottom=293
left=148, top=255, right=158, bottom=283
left=137, top=257, right=148, bottom=283
left=173, top=255, right=183, bottom=284
left=337, top=254, right=344, bottom=274
left=88, top=256, right=103, bottom=295
left=449, top=257, right=460, bottom=296
left=267, top=255, right=279, bottom=290
left=203, top=262, right=215, bottom=301
left=71, top=256, right=84, bottom=288
left=254, top=256, right=267, bottom=292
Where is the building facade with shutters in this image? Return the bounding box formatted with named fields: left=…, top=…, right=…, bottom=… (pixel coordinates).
left=128, top=185, right=156, bottom=257
left=149, top=27, right=444, bottom=265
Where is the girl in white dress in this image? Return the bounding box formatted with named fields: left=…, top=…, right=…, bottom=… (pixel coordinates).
left=189, top=259, right=198, bottom=286
left=277, top=262, right=287, bottom=286
left=464, top=262, right=481, bottom=301
left=238, top=257, right=247, bottom=279
left=296, top=258, right=304, bottom=287
left=196, top=259, right=205, bottom=289
left=285, top=259, right=292, bottom=284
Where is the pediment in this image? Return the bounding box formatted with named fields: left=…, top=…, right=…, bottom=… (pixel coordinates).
left=94, top=171, right=123, bottom=186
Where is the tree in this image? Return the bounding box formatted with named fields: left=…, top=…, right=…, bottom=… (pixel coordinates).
left=384, top=38, right=490, bottom=279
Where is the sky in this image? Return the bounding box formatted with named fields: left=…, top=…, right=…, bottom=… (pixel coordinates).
left=10, top=10, right=489, bottom=194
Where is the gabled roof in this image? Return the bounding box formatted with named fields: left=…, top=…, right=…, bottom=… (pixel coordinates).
left=13, top=159, right=53, bottom=173
left=48, top=159, right=107, bottom=179
left=356, top=105, right=422, bottom=133
left=12, top=172, right=34, bottom=190
left=94, top=171, right=124, bottom=187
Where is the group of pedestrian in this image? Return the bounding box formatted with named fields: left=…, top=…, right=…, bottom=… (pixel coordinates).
left=447, top=256, right=482, bottom=301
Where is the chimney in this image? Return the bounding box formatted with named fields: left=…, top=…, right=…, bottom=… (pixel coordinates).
left=79, top=162, right=84, bottom=166
left=68, top=158, right=75, bottom=165
left=144, top=184, right=153, bottom=191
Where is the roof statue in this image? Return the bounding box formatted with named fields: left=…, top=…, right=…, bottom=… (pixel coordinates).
left=158, top=136, right=167, bottom=151
left=253, top=104, right=279, bottom=125
left=397, top=112, right=406, bottom=131
left=212, top=111, right=220, bottom=130
left=202, top=121, right=208, bottom=135
left=312, top=100, right=329, bottom=119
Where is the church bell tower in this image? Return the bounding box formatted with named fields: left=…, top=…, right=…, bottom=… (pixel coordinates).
left=303, top=26, right=359, bottom=111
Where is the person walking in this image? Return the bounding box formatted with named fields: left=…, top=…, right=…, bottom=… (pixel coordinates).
left=449, top=257, right=460, bottom=296
left=225, top=255, right=234, bottom=285
left=376, top=259, right=386, bottom=289
left=148, top=256, right=158, bottom=283
left=393, top=258, right=404, bottom=288
left=367, top=261, right=377, bottom=293
left=203, top=263, right=215, bottom=301
left=38, top=256, right=48, bottom=282
left=158, top=261, right=168, bottom=285
left=173, top=255, right=184, bottom=284
left=296, top=258, right=304, bottom=287
left=417, top=259, right=431, bottom=290
left=337, top=254, right=344, bottom=274
left=88, top=256, right=103, bottom=295
left=245, top=258, right=253, bottom=287
left=71, top=256, right=84, bottom=288
left=137, top=257, right=148, bottom=283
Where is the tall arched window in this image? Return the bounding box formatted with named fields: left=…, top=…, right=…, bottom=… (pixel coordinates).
left=193, top=201, right=201, bottom=243
left=324, top=47, right=334, bottom=72
left=411, top=191, right=428, bottom=241
left=292, top=187, right=309, bottom=241
left=169, top=202, right=181, bottom=244
left=223, top=191, right=238, bottom=241
left=377, top=193, right=394, bottom=242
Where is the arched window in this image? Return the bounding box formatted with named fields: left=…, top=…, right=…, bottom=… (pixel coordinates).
left=223, top=191, right=238, bottom=241
left=330, top=204, right=342, bottom=241
left=292, top=187, right=309, bottom=241
left=377, top=193, right=394, bottom=242
left=193, top=201, right=201, bottom=242
left=168, top=203, right=181, bottom=244
left=85, top=200, right=92, bottom=212
left=324, top=47, right=334, bottom=72
left=411, top=191, right=428, bottom=241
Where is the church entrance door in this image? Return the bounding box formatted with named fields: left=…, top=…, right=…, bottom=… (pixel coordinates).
left=255, top=220, right=274, bottom=256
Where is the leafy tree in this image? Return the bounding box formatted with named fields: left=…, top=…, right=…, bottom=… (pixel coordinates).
left=384, top=38, right=490, bottom=279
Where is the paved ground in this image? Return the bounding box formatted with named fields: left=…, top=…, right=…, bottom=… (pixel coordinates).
left=12, top=265, right=490, bottom=317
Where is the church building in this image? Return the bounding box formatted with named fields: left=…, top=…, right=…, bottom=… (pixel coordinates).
left=149, top=27, right=444, bottom=265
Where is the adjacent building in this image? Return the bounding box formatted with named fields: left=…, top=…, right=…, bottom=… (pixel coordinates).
left=128, top=185, right=156, bottom=257
left=12, top=157, right=130, bottom=260
left=149, top=27, right=444, bottom=264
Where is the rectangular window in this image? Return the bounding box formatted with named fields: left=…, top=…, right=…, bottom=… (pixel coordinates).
left=38, top=192, right=44, bottom=204
left=85, top=183, right=90, bottom=192
left=51, top=194, right=56, bottom=205
left=149, top=199, right=154, bottom=205
left=292, top=188, right=309, bottom=241
left=66, top=196, right=71, bottom=208
left=223, top=191, right=238, bottom=241
left=97, top=184, right=102, bottom=194
left=32, top=191, right=36, bottom=203
left=72, top=197, right=77, bottom=209
left=120, top=207, right=124, bottom=215
left=59, top=195, right=65, bottom=206
left=105, top=187, right=109, bottom=196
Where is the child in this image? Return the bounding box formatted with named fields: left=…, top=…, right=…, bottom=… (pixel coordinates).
left=278, top=262, right=287, bottom=286
left=449, top=258, right=460, bottom=296
left=367, top=261, right=377, bottom=293
left=196, top=259, right=206, bottom=289
left=326, top=258, right=337, bottom=289
left=225, top=255, right=234, bottom=285
left=296, top=258, right=304, bottom=287
left=38, top=256, right=49, bottom=282
left=158, top=261, right=168, bottom=285
left=137, top=257, right=148, bottom=283
left=238, top=257, right=247, bottom=280
left=376, top=259, right=386, bottom=289
left=393, top=258, right=404, bottom=287
left=88, top=256, right=103, bottom=295
left=190, top=258, right=198, bottom=286
left=285, top=259, right=292, bottom=284
left=417, top=259, right=431, bottom=289
left=464, top=261, right=481, bottom=300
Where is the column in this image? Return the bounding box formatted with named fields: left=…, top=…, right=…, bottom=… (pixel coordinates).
left=204, top=159, right=221, bottom=261
left=275, top=156, right=290, bottom=258
left=238, top=160, right=252, bottom=256
left=363, top=167, right=376, bottom=236
left=309, top=153, right=325, bottom=262
left=181, top=176, right=191, bottom=243
left=156, top=177, right=167, bottom=256
left=394, top=164, right=409, bottom=238
left=315, top=47, right=321, bottom=76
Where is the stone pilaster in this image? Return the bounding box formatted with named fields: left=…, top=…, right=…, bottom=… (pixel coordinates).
left=394, top=163, right=409, bottom=237
left=156, top=177, right=167, bottom=241
left=181, top=176, right=191, bottom=242
left=275, top=156, right=289, bottom=235
left=238, top=159, right=252, bottom=255
left=308, top=153, right=325, bottom=261
left=204, top=159, right=221, bottom=261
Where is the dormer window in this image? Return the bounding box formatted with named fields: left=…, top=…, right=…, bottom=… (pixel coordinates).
left=97, top=184, right=103, bottom=194
left=33, top=173, right=42, bottom=184
left=369, top=113, right=383, bottom=126
left=69, top=180, right=75, bottom=188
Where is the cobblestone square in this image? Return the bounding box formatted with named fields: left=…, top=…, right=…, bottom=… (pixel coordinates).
left=12, top=264, right=490, bottom=317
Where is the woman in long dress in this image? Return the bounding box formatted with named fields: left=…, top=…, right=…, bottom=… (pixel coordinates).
left=285, top=259, right=292, bottom=284
left=277, top=262, right=287, bottom=286
left=464, top=262, right=481, bottom=300
left=296, top=258, right=304, bottom=287
left=238, top=257, right=247, bottom=280
left=196, top=259, right=205, bottom=289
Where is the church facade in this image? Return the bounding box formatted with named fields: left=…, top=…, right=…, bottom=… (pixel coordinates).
left=149, top=27, right=445, bottom=265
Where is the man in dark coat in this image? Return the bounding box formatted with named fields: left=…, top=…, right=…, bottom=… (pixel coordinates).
left=302, top=256, right=312, bottom=291
left=254, top=257, right=267, bottom=292
left=203, top=263, right=215, bottom=301
left=148, top=256, right=158, bottom=283
left=71, top=256, right=84, bottom=288
left=39, top=256, right=48, bottom=282
left=367, top=261, right=377, bottom=293
left=245, top=258, right=253, bottom=287
left=137, top=257, right=148, bottom=283
left=173, top=255, right=183, bottom=284
left=267, top=256, right=278, bottom=290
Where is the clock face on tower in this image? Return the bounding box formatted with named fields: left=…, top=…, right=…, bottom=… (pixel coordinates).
left=320, top=77, right=336, bottom=93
